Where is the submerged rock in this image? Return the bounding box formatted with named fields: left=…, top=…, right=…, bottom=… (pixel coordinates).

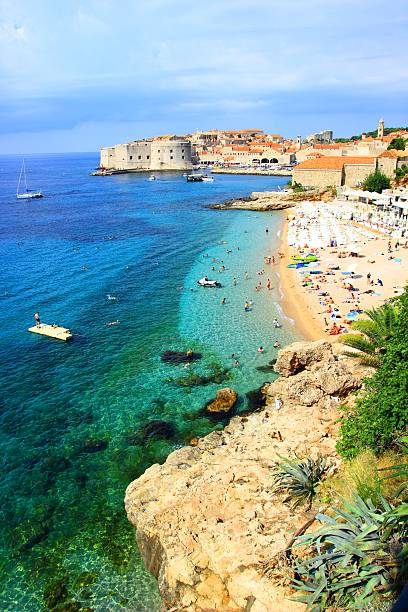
left=205, top=387, right=237, bottom=415
left=142, top=420, right=175, bottom=441
left=79, top=438, right=108, bottom=454
left=126, top=420, right=175, bottom=445
left=161, top=350, right=202, bottom=364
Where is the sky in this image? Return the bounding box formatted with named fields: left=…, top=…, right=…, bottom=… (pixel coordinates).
left=0, top=0, right=407, bottom=153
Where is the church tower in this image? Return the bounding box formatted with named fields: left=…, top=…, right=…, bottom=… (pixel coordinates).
left=296, top=135, right=302, bottom=150
left=377, top=118, right=384, bottom=139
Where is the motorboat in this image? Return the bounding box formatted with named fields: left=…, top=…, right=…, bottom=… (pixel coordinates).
left=202, top=176, right=214, bottom=183
left=186, top=173, right=204, bottom=182
left=197, top=276, right=221, bottom=288
left=148, top=175, right=156, bottom=181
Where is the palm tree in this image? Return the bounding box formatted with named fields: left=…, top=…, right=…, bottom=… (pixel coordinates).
left=340, top=303, right=397, bottom=367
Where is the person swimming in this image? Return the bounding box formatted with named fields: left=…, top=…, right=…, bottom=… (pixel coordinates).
left=258, top=346, right=264, bottom=353
left=273, top=318, right=281, bottom=328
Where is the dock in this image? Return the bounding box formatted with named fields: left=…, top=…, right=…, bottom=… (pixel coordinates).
left=28, top=324, right=73, bottom=341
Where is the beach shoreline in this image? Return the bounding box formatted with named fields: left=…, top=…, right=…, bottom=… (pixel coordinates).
left=277, top=210, right=325, bottom=341
left=276, top=200, right=407, bottom=343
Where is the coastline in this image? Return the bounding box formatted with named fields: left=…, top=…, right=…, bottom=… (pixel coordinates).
left=277, top=210, right=325, bottom=341
left=276, top=200, right=407, bottom=343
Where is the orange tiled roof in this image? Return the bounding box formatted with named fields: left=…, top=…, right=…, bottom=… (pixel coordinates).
left=379, top=149, right=408, bottom=158
left=314, top=143, right=343, bottom=149
left=296, top=156, right=375, bottom=170
left=232, top=146, right=251, bottom=152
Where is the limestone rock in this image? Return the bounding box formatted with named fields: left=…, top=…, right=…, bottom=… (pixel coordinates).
left=124, top=340, right=365, bottom=611
left=205, top=387, right=237, bottom=414
left=274, top=340, right=334, bottom=377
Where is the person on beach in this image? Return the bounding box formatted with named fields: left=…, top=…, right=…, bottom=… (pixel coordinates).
left=272, top=255, right=275, bottom=264
left=267, top=278, right=271, bottom=290
left=34, top=311, right=41, bottom=328
left=275, top=397, right=283, bottom=410
left=377, top=278, right=383, bottom=286
left=367, top=272, right=371, bottom=285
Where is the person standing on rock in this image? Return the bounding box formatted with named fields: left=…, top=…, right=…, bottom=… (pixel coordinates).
left=275, top=397, right=283, bottom=410
left=34, top=311, right=41, bottom=328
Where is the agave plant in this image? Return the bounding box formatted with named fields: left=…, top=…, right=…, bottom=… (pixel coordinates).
left=290, top=495, right=408, bottom=611
left=340, top=303, right=397, bottom=367
left=271, top=454, right=330, bottom=510
left=380, top=436, right=408, bottom=501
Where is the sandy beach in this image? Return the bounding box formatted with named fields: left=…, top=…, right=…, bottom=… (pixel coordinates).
left=277, top=201, right=407, bottom=340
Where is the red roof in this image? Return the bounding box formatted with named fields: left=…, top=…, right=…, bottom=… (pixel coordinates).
left=296, top=156, right=375, bottom=170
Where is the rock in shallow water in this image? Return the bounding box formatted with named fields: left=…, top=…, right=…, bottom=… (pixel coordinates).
left=161, top=350, right=202, bottom=364
left=204, top=387, right=237, bottom=415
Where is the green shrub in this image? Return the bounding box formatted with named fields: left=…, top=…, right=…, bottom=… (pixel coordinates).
left=363, top=169, right=391, bottom=193
left=337, top=289, right=408, bottom=459
left=387, top=137, right=406, bottom=151
left=271, top=454, right=330, bottom=510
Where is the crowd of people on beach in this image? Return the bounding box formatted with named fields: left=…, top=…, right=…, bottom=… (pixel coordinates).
left=287, top=202, right=406, bottom=336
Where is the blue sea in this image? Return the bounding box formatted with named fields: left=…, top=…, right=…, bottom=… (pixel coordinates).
left=0, top=153, right=300, bottom=610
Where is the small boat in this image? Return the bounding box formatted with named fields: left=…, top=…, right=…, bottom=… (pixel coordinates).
left=16, top=159, right=43, bottom=199
left=148, top=175, right=156, bottom=181
left=186, top=173, right=204, bottom=182
left=197, top=277, right=221, bottom=288
left=273, top=318, right=281, bottom=328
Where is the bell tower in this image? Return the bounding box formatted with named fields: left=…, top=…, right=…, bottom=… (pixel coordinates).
left=296, top=135, right=302, bottom=150
left=377, top=118, right=384, bottom=139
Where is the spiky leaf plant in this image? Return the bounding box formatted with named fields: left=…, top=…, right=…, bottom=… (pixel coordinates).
left=340, top=303, right=397, bottom=367
left=380, top=436, right=408, bottom=501
left=290, top=495, right=408, bottom=611
left=271, top=454, right=330, bottom=510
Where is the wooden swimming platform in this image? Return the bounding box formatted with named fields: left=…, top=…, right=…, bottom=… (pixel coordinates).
left=28, top=324, right=73, bottom=341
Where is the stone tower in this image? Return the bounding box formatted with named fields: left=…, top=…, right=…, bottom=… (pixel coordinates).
left=377, top=118, right=384, bottom=139
left=296, top=135, right=302, bottom=150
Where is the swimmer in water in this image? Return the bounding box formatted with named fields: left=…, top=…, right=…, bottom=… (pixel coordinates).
left=258, top=346, right=264, bottom=353
left=107, top=320, right=120, bottom=326
left=273, top=341, right=281, bottom=348
left=221, top=297, right=226, bottom=305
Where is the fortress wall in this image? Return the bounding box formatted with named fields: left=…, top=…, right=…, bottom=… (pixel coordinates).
left=150, top=141, right=192, bottom=170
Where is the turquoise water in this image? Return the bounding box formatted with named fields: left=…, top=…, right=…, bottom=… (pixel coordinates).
left=0, top=154, right=299, bottom=610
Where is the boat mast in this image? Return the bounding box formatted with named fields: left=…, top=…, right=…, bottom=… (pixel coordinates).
left=17, top=159, right=28, bottom=195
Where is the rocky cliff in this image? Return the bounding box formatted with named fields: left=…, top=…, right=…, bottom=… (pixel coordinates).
left=124, top=341, right=365, bottom=611
left=210, top=190, right=320, bottom=211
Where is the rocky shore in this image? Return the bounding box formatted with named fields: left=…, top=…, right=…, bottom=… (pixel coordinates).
left=125, top=341, right=368, bottom=611
left=210, top=189, right=320, bottom=212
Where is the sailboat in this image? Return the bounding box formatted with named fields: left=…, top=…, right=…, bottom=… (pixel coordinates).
left=16, top=159, right=43, bottom=199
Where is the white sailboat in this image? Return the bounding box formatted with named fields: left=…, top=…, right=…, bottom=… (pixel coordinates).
left=16, top=159, right=43, bottom=199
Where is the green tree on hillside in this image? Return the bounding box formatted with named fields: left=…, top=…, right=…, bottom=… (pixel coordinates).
left=387, top=137, right=406, bottom=151
left=340, top=303, right=397, bottom=367
left=363, top=169, right=391, bottom=193
left=337, top=287, right=408, bottom=459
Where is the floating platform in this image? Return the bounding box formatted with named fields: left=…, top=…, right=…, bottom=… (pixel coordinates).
left=28, top=324, right=72, bottom=341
